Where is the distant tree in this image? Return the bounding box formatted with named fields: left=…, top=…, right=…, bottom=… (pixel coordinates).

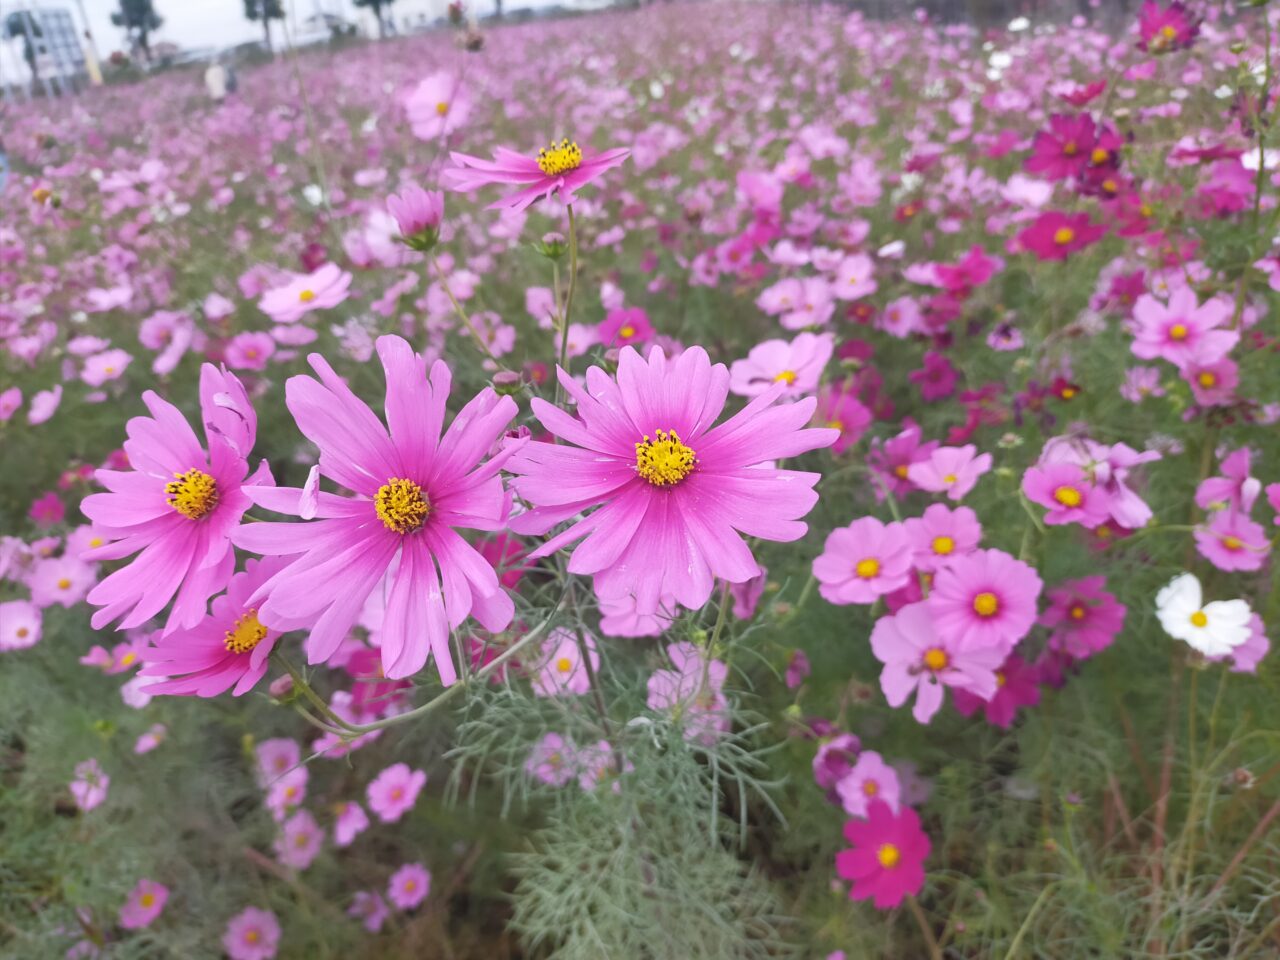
left=353, top=0, right=397, bottom=38
left=110, top=0, right=162, bottom=63
left=4, top=12, right=43, bottom=80
left=243, top=0, right=284, bottom=54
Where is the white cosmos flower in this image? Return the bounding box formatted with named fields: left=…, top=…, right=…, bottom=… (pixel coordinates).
left=1155, top=573, right=1252, bottom=656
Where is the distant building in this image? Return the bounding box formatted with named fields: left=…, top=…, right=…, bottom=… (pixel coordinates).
left=2, top=5, right=89, bottom=98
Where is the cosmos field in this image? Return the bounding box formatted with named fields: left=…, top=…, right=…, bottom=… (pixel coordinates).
left=1, top=2, right=1280, bottom=957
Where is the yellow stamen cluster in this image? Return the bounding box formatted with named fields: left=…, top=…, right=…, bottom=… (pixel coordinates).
left=635, top=430, right=696, bottom=487
left=855, top=558, right=881, bottom=579
left=773, top=369, right=798, bottom=385
left=299, top=289, right=316, bottom=303
left=1168, top=323, right=1188, bottom=341
left=1053, top=486, right=1082, bottom=507
left=435, top=100, right=450, bottom=116
left=923, top=647, right=948, bottom=672
left=1190, top=610, right=1208, bottom=628
left=932, top=535, right=955, bottom=556
left=973, top=592, right=1000, bottom=618
left=166, top=469, right=219, bottom=520
left=375, top=478, right=431, bottom=534
left=536, top=138, right=583, bottom=176
left=1053, top=227, right=1076, bottom=245
left=224, top=609, right=268, bottom=654
left=877, top=843, right=901, bottom=868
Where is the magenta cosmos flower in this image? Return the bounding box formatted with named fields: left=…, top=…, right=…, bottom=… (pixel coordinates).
left=507, top=346, right=837, bottom=613
left=443, top=138, right=630, bottom=211
left=82, top=365, right=268, bottom=636
left=223, top=907, right=280, bottom=960
left=1138, top=1, right=1199, bottom=53
left=870, top=601, right=1002, bottom=724
left=836, top=800, right=931, bottom=909
left=140, top=557, right=309, bottom=697
left=233, top=335, right=520, bottom=681
left=927, top=549, right=1043, bottom=652
left=1017, top=211, right=1107, bottom=261
left=1039, top=575, right=1126, bottom=658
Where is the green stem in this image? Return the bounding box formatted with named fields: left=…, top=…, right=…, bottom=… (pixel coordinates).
left=553, top=204, right=580, bottom=407
left=431, top=254, right=503, bottom=367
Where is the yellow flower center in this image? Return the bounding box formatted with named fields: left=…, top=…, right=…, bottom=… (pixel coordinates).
left=298, top=289, right=316, bottom=303
left=435, top=100, right=449, bottom=116
left=391, top=787, right=404, bottom=800
left=1161, top=24, right=1177, bottom=39
left=404, top=879, right=417, bottom=893
left=555, top=656, right=573, bottom=673
left=165, top=469, right=219, bottom=520
left=973, top=592, right=999, bottom=617
left=619, top=324, right=636, bottom=339
left=932, top=535, right=955, bottom=556
left=923, top=647, right=948, bottom=671
left=1198, top=372, right=1217, bottom=388
left=855, top=558, right=881, bottom=579
left=635, top=430, right=696, bottom=487
left=826, top=419, right=844, bottom=431
left=57, top=578, right=72, bottom=590
left=89, top=537, right=104, bottom=548
left=995, top=670, right=1007, bottom=687
left=139, top=892, right=156, bottom=908
left=32, top=187, right=52, bottom=203
left=536, top=138, right=583, bottom=176
left=1140, top=203, right=1154, bottom=218
left=1053, top=486, right=1082, bottom=507
left=943, top=473, right=958, bottom=485
left=1091, top=147, right=1109, bottom=165
left=1053, top=227, right=1076, bottom=245
left=1060, top=387, right=1077, bottom=399
left=863, top=780, right=879, bottom=796
left=895, top=464, right=910, bottom=479
left=224, top=609, right=268, bottom=654
left=16, top=628, right=28, bottom=638
left=1069, top=605, right=1087, bottom=621
left=773, top=369, right=798, bottom=385
left=1221, top=535, right=1243, bottom=551
left=1169, top=323, right=1188, bottom=341
left=877, top=843, right=901, bottom=868
left=1063, top=140, right=1078, bottom=156
left=375, top=477, right=431, bottom=534
left=1189, top=610, right=1208, bottom=628
left=1101, top=179, right=1118, bottom=194
left=120, top=652, right=137, bottom=667
left=246, top=930, right=260, bottom=944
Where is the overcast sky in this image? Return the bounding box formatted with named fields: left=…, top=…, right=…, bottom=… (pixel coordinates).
left=31, top=0, right=507, bottom=56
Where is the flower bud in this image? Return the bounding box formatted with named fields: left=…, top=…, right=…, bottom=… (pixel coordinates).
left=534, top=231, right=568, bottom=261
left=387, top=186, right=444, bottom=253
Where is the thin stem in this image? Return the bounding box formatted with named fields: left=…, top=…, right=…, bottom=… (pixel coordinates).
left=431, top=254, right=503, bottom=367
left=551, top=204, right=581, bottom=408
left=274, top=653, right=352, bottom=731
left=1003, top=884, right=1053, bottom=960
left=905, top=894, right=943, bottom=960
left=1209, top=797, right=1280, bottom=896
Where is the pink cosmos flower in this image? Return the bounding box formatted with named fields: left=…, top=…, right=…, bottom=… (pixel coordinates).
left=508, top=346, right=836, bottom=615
left=928, top=549, right=1043, bottom=652
left=28, top=386, right=62, bottom=425
left=785, top=648, right=811, bottom=688
left=404, top=71, right=471, bottom=140
left=1017, top=211, right=1107, bottom=261
left=1206, top=614, right=1270, bottom=674
left=387, top=863, right=431, bottom=910
left=139, top=558, right=310, bottom=698
left=1194, top=511, right=1271, bottom=572
left=597, top=307, right=654, bottom=348
left=1183, top=353, right=1238, bottom=407
left=1138, top=1, right=1199, bottom=53
left=225, top=332, right=276, bottom=371
left=879, top=295, right=925, bottom=338
left=952, top=653, right=1041, bottom=728
left=258, top=264, right=352, bottom=325
left=366, top=762, right=427, bottom=823
left=903, top=504, right=981, bottom=573
left=29, top=491, right=64, bottom=528
left=233, top=336, right=520, bottom=681
left=813, top=733, right=861, bottom=794
left=255, top=738, right=300, bottom=785
left=1040, top=437, right=1161, bottom=530
left=597, top=592, right=681, bottom=638
left=28, top=555, right=95, bottom=608
left=348, top=891, right=390, bottom=933
left=1022, top=462, right=1110, bottom=528
left=0, top=386, right=21, bottom=420
left=134, top=723, right=166, bottom=754
left=813, top=379, right=872, bottom=455
left=387, top=186, right=444, bottom=250
left=728, top=332, right=833, bottom=399
left=525, top=732, right=579, bottom=786
left=870, top=601, right=1003, bottom=723
left=81, top=349, right=133, bottom=387
left=832, top=253, right=877, bottom=300
left=222, top=907, right=280, bottom=960
left=332, top=801, right=370, bottom=847
left=274, top=810, right=323, bottom=870
left=1197, top=449, right=1262, bottom=514
left=82, top=365, right=266, bottom=636
left=531, top=627, right=599, bottom=697
left=730, top=563, right=768, bottom=620
left=70, top=758, right=110, bottom=811
left=868, top=422, right=938, bottom=498
left=646, top=641, right=730, bottom=745
left=0, top=600, right=41, bottom=650
left=1024, top=113, right=1095, bottom=182
left=265, top=768, right=307, bottom=821
left=1130, top=288, right=1237, bottom=367
left=1040, top=576, right=1126, bottom=658
left=836, top=800, right=930, bottom=909
left=907, top=444, right=992, bottom=501
left=813, top=517, right=914, bottom=605
left=1120, top=366, right=1165, bottom=403
left=119, top=878, right=168, bottom=930
left=836, top=751, right=900, bottom=818
left=443, top=139, right=630, bottom=211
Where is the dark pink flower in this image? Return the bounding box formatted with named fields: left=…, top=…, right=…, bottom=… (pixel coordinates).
left=835, top=800, right=930, bottom=910
left=1039, top=576, right=1126, bottom=658
left=1017, top=211, right=1108, bottom=261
